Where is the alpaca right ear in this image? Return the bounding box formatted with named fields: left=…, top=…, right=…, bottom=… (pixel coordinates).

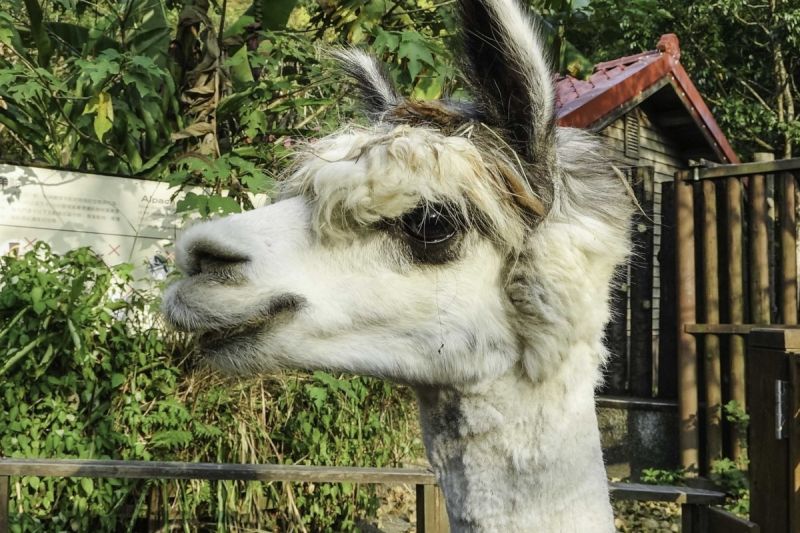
left=459, top=0, right=555, bottom=165
left=332, top=49, right=400, bottom=119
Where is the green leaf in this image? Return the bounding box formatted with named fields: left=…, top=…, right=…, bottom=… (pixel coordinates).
left=207, top=195, right=242, bottom=215
left=413, top=75, right=443, bottom=100
left=75, top=50, right=121, bottom=86
left=83, top=92, right=114, bottom=140
left=80, top=478, right=93, bottom=496
left=0, top=12, right=26, bottom=52
left=256, top=0, right=299, bottom=30
left=176, top=191, right=202, bottom=213
left=150, top=430, right=193, bottom=449
left=126, top=0, right=171, bottom=65
left=111, top=373, right=125, bottom=388
left=31, top=286, right=43, bottom=305
left=136, top=143, right=174, bottom=176
left=240, top=171, right=271, bottom=193
left=68, top=272, right=87, bottom=305
left=9, top=79, right=47, bottom=100
left=223, top=15, right=256, bottom=39
left=373, top=28, right=400, bottom=54
left=227, top=45, right=254, bottom=89
left=66, top=318, right=82, bottom=351
left=398, top=31, right=435, bottom=80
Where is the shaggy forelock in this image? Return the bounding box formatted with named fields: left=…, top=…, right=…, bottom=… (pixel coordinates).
left=282, top=124, right=532, bottom=249
left=279, top=122, right=631, bottom=258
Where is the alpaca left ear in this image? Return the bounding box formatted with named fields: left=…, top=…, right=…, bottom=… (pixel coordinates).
left=459, top=0, right=555, bottom=165
left=332, top=49, right=400, bottom=119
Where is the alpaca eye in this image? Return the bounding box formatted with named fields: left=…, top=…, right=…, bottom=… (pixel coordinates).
left=399, top=205, right=458, bottom=244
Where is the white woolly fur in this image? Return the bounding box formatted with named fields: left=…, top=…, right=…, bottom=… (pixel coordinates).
left=162, top=0, right=633, bottom=531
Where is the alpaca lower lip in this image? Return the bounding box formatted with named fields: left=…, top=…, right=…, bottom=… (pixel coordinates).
left=194, top=294, right=306, bottom=350
left=197, top=322, right=265, bottom=350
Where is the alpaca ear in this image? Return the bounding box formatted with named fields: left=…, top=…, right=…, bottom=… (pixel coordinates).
left=459, top=0, right=555, bottom=163
left=332, top=49, right=400, bottom=118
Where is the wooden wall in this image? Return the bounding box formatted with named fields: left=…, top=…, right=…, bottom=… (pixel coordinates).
left=598, top=107, right=689, bottom=398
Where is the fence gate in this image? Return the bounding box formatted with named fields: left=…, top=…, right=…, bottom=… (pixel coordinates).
left=747, top=328, right=800, bottom=532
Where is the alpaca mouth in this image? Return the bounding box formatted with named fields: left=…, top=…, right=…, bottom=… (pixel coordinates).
left=164, top=291, right=306, bottom=353
left=197, top=320, right=267, bottom=351
left=195, top=294, right=305, bottom=349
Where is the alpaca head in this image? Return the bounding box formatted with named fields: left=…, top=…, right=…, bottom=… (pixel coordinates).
left=162, top=0, right=633, bottom=386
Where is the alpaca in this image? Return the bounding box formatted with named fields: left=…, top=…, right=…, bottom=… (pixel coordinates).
left=162, top=0, right=633, bottom=530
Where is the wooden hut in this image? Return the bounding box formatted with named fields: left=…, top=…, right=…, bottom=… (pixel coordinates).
left=555, top=35, right=740, bottom=476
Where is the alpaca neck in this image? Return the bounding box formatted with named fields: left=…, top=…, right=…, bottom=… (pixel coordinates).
left=415, top=360, right=613, bottom=532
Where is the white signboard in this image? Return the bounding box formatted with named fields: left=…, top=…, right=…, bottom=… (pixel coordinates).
left=0, top=164, right=265, bottom=280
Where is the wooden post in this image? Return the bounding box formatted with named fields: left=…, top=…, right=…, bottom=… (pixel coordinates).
left=749, top=153, right=773, bottom=325
left=416, top=484, right=449, bottom=533
left=0, top=475, right=8, bottom=533
left=681, top=503, right=706, bottom=533
left=702, top=180, right=723, bottom=464
left=726, top=176, right=747, bottom=460
left=780, top=171, right=797, bottom=325
left=629, top=167, right=655, bottom=397
left=603, top=285, right=629, bottom=394
left=676, top=170, right=699, bottom=474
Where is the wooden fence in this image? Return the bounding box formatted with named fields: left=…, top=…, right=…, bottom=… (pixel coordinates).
left=675, top=155, right=800, bottom=474
left=0, top=459, right=758, bottom=532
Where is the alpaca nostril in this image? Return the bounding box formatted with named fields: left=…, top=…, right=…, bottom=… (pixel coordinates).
left=196, top=251, right=246, bottom=275
left=185, top=241, right=250, bottom=276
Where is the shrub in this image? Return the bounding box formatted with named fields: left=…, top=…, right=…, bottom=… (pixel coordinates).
left=0, top=244, right=421, bottom=532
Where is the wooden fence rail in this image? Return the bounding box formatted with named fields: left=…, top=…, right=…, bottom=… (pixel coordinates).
left=0, top=459, right=756, bottom=533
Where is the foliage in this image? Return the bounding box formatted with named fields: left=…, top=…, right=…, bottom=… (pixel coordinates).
left=566, top=0, right=800, bottom=159
left=641, top=467, right=685, bottom=485
left=0, top=0, right=461, bottom=216
left=0, top=244, right=422, bottom=531
left=0, top=0, right=797, bottom=181
left=710, top=457, right=749, bottom=517
left=642, top=401, right=751, bottom=518
left=724, top=399, right=750, bottom=451
left=712, top=400, right=750, bottom=517
left=0, top=0, right=180, bottom=173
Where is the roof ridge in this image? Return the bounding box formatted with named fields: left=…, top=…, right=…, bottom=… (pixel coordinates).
left=593, top=49, right=660, bottom=72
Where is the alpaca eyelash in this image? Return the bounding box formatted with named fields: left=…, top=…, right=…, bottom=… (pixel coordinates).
left=398, top=204, right=461, bottom=245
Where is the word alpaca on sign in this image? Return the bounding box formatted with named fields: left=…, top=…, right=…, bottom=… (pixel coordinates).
left=163, top=0, right=633, bottom=530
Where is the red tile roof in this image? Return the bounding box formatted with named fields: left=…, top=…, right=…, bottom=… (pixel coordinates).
left=555, top=34, right=739, bottom=163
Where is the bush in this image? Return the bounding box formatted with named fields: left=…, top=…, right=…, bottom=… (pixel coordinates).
left=0, top=244, right=422, bottom=532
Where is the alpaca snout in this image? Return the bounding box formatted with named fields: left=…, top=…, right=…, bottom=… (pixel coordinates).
left=175, top=221, right=253, bottom=277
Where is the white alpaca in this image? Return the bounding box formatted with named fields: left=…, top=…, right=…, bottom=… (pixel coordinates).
left=163, top=0, right=632, bottom=530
